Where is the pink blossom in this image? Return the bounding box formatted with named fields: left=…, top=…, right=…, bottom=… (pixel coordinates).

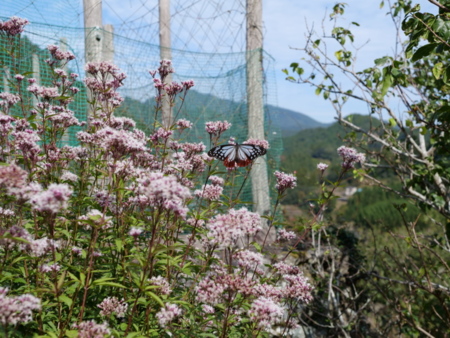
left=244, top=138, right=269, bottom=149
left=61, top=171, right=78, bottom=182
left=0, top=225, right=33, bottom=251
left=201, top=304, right=215, bottom=314
left=248, top=296, right=284, bottom=329
left=205, top=120, right=231, bottom=135
left=274, top=171, right=297, bottom=193
left=281, top=273, right=314, bottom=303
left=29, top=238, right=59, bottom=257
left=47, top=45, right=75, bottom=61
left=39, top=263, right=60, bottom=273
left=209, top=175, right=224, bottom=186
left=194, top=184, right=223, bottom=201
left=156, top=303, right=182, bottom=327
left=182, top=79, right=195, bottom=90
left=72, top=246, right=82, bottom=256
left=0, top=164, right=27, bottom=189
left=277, top=228, right=297, bottom=241
left=273, top=262, right=300, bottom=275
left=157, top=59, right=174, bottom=78
left=0, top=17, right=29, bottom=36
left=0, top=93, right=20, bottom=109
left=317, top=162, right=329, bottom=171
left=206, top=208, right=261, bottom=248
left=149, top=276, right=172, bottom=295
left=233, top=250, right=264, bottom=269
left=0, top=287, right=40, bottom=326
left=128, top=227, right=143, bottom=238
left=30, top=183, right=72, bottom=213
left=150, top=127, right=173, bottom=144
left=136, top=172, right=191, bottom=218
left=98, top=297, right=128, bottom=318
left=337, top=146, right=365, bottom=169
left=195, top=276, right=225, bottom=305
left=0, top=113, right=16, bottom=135
left=72, top=320, right=110, bottom=338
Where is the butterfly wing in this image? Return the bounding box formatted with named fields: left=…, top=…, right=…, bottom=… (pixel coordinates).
left=208, top=144, right=266, bottom=168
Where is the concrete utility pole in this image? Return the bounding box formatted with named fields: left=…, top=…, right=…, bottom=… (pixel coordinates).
left=159, top=0, right=173, bottom=128
left=246, top=0, right=271, bottom=218
left=83, top=0, right=103, bottom=65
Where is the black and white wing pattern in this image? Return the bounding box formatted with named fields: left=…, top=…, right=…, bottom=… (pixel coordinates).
left=208, top=143, right=267, bottom=168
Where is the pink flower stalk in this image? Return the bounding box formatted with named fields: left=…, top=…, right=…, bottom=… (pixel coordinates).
left=30, top=183, right=72, bottom=213
left=274, top=171, right=297, bottom=194
left=0, top=17, right=29, bottom=36
left=205, top=120, right=232, bottom=136
left=0, top=287, right=41, bottom=326
left=248, top=296, right=284, bottom=329
left=317, top=162, right=329, bottom=171
left=72, top=320, right=111, bottom=338
left=156, top=303, right=182, bottom=327
left=149, top=276, right=172, bottom=295
left=244, top=138, right=270, bottom=149
left=194, top=184, right=223, bottom=201
left=277, top=228, right=297, bottom=241
left=337, top=146, right=365, bottom=169
left=206, top=208, right=262, bottom=248
left=97, top=297, right=128, bottom=318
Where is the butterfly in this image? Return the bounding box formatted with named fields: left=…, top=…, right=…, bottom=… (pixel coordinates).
left=208, top=143, right=267, bottom=168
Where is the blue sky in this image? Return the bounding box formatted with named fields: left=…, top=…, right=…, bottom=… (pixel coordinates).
left=2, top=0, right=437, bottom=123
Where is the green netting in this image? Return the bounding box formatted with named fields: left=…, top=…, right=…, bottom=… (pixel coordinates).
left=0, top=13, right=283, bottom=206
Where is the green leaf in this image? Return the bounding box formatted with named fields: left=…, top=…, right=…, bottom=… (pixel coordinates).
left=433, top=62, right=444, bottom=79
left=412, top=43, right=437, bottom=62
left=65, top=331, right=79, bottom=338
left=58, top=294, right=73, bottom=307
left=115, top=239, right=123, bottom=251
left=389, top=118, right=397, bottom=127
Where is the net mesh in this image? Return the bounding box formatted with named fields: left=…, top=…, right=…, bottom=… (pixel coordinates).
left=0, top=0, right=282, bottom=206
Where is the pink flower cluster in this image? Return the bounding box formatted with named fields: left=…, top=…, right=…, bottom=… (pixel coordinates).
left=0, top=93, right=20, bottom=111
left=274, top=171, right=297, bottom=193
left=47, top=45, right=75, bottom=62
left=136, top=172, right=191, bottom=218
left=194, top=184, right=223, bottom=201
left=149, top=276, right=172, bottom=295
left=248, top=296, right=284, bottom=329
left=30, top=183, right=72, bottom=213
left=156, top=303, right=182, bottom=327
left=206, top=208, right=261, bottom=248
left=337, top=146, right=365, bottom=169
left=97, top=297, right=128, bottom=317
left=72, top=320, right=111, bottom=338
left=205, top=120, right=232, bottom=136
left=176, top=118, right=193, bottom=129
left=0, top=17, right=29, bottom=36
left=244, top=138, right=270, bottom=149
left=233, top=250, right=264, bottom=270
left=317, top=162, right=329, bottom=171
left=0, top=287, right=41, bottom=326
left=277, top=228, right=297, bottom=241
